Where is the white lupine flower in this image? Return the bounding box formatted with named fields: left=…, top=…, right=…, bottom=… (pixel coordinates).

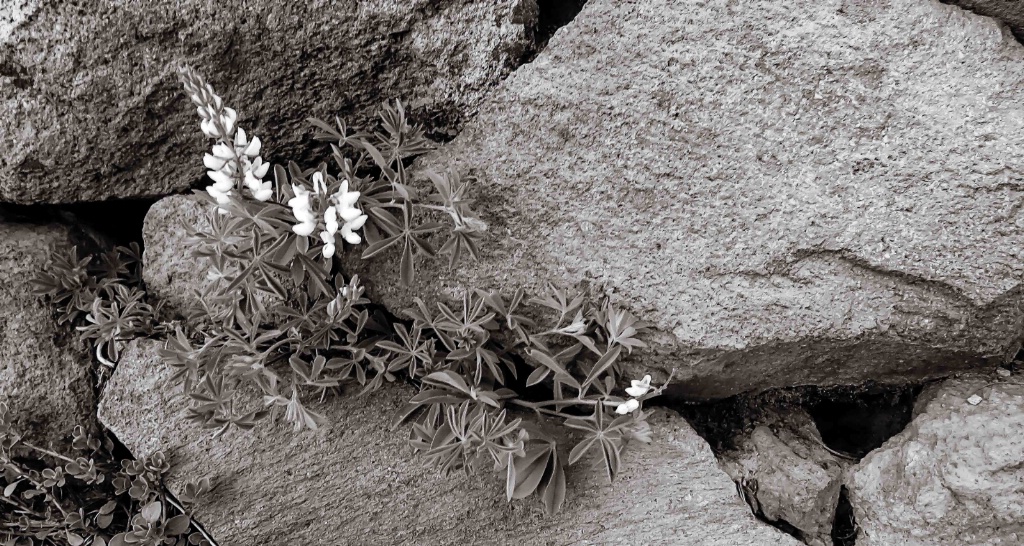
left=203, top=153, right=229, bottom=171
left=330, top=180, right=366, bottom=245
left=615, top=398, right=640, bottom=415
left=221, top=108, right=237, bottom=136
left=201, top=118, right=218, bottom=139
left=207, top=170, right=234, bottom=191
left=252, top=183, right=274, bottom=202
left=288, top=185, right=317, bottom=236
left=243, top=136, right=261, bottom=158
left=320, top=231, right=336, bottom=259
left=625, top=375, right=653, bottom=398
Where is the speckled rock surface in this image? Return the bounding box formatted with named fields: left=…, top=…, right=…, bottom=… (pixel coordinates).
left=720, top=408, right=847, bottom=546
left=0, top=221, right=94, bottom=447
left=142, top=195, right=213, bottom=317
left=846, top=374, right=1024, bottom=546
left=342, top=0, right=1024, bottom=397
left=99, top=339, right=802, bottom=546
left=0, top=0, right=537, bottom=203
left=946, top=0, right=1024, bottom=39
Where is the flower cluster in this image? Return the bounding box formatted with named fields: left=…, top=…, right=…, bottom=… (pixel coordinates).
left=615, top=374, right=652, bottom=414
left=287, top=172, right=367, bottom=257
left=180, top=67, right=273, bottom=211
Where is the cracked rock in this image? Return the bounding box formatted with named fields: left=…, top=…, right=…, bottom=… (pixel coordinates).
left=720, top=408, right=847, bottom=546
left=847, top=374, right=1024, bottom=546
left=340, top=0, right=1024, bottom=397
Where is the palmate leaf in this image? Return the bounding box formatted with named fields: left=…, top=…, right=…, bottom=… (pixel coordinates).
left=506, top=442, right=566, bottom=515
left=564, top=408, right=632, bottom=483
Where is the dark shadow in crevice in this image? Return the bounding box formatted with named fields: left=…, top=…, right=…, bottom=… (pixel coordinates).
left=832, top=486, right=857, bottom=546
left=0, top=197, right=158, bottom=252
left=806, top=384, right=920, bottom=459
left=527, top=0, right=589, bottom=62
left=655, top=382, right=920, bottom=545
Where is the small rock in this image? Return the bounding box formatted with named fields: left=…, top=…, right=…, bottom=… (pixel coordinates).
left=142, top=195, right=214, bottom=317
left=719, top=408, right=847, bottom=546
left=0, top=223, right=95, bottom=448
left=967, top=393, right=983, bottom=405
left=99, top=339, right=802, bottom=545
left=847, top=375, right=1024, bottom=546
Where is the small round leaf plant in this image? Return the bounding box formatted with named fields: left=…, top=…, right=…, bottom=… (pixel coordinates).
left=169, top=67, right=671, bottom=515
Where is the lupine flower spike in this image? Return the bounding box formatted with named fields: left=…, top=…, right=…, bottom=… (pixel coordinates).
left=289, top=172, right=368, bottom=258
left=179, top=66, right=274, bottom=211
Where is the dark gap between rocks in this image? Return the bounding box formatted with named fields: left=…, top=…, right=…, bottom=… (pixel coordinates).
left=831, top=486, right=857, bottom=546
left=806, top=384, right=920, bottom=459
left=660, top=382, right=920, bottom=546
left=526, top=0, right=589, bottom=62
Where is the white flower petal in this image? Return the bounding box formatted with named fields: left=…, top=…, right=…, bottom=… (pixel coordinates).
left=341, top=228, right=361, bottom=245
left=243, top=136, right=261, bottom=158
left=625, top=386, right=649, bottom=398
left=615, top=399, right=640, bottom=415
left=338, top=206, right=363, bottom=222
left=212, top=143, right=234, bottom=159
left=201, top=119, right=218, bottom=139
left=322, top=243, right=336, bottom=259
left=203, top=154, right=228, bottom=171
left=207, top=170, right=234, bottom=191
left=235, top=127, right=247, bottom=147
left=253, top=187, right=274, bottom=202
left=292, top=222, right=316, bottom=237
left=346, top=214, right=367, bottom=231
left=252, top=159, right=270, bottom=179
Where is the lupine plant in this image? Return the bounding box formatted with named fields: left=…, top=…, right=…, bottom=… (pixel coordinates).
left=31, top=244, right=161, bottom=372
left=160, top=66, right=671, bottom=516
left=0, top=404, right=212, bottom=546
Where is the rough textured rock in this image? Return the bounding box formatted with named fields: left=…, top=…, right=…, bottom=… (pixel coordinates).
left=0, top=1, right=538, bottom=204
left=0, top=221, right=94, bottom=447
left=142, top=195, right=213, bottom=316
left=99, top=339, right=801, bottom=546
left=341, top=0, right=1024, bottom=397
left=847, top=374, right=1024, bottom=546
left=720, top=408, right=847, bottom=546
left=945, top=0, right=1024, bottom=39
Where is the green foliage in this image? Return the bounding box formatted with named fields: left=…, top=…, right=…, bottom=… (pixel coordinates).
left=0, top=404, right=212, bottom=546
left=168, top=67, right=675, bottom=517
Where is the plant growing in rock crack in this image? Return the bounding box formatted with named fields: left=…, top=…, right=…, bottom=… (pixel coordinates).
left=31, top=243, right=163, bottom=372
left=166, top=66, right=671, bottom=515
left=0, top=403, right=213, bottom=546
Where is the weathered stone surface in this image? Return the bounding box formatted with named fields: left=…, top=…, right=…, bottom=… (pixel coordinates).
left=946, top=0, right=1024, bottom=39
left=99, top=339, right=801, bottom=545
left=342, top=0, right=1024, bottom=397
left=0, top=221, right=94, bottom=447
left=720, top=408, right=847, bottom=546
left=142, top=195, right=212, bottom=317
left=847, top=374, right=1024, bottom=546
left=0, top=0, right=538, bottom=204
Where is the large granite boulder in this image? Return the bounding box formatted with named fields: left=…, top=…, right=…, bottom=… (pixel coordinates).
left=846, top=374, right=1024, bottom=546
left=0, top=221, right=95, bottom=447
left=719, top=408, right=847, bottom=546
left=98, top=339, right=801, bottom=545
left=339, top=0, right=1024, bottom=397
left=0, top=0, right=538, bottom=203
